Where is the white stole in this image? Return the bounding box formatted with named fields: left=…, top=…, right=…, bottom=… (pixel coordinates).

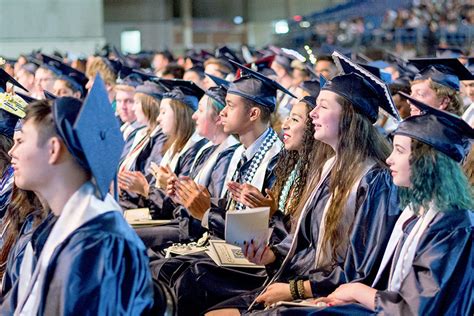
left=386, top=205, right=437, bottom=292
left=160, top=132, right=204, bottom=172
left=15, top=182, right=122, bottom=315
left=193, top=136, right=240, bottom=186
left=313, top=160, right=375, bottom=267
left=219, top=139, right=283, bottom=199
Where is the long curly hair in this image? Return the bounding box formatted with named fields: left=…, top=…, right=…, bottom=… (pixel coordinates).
left=399, top=139, right=473, bottom=213
left=271, top=101, right=332, bottom=228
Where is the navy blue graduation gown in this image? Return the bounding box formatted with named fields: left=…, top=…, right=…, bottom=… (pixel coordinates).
left=207, top=165, right=400, bottom=313
left=255, top=208, right=473, bottom=316
left=136, top=143, right=238, bottom=251
left=0, top=212, right=154, bottom=315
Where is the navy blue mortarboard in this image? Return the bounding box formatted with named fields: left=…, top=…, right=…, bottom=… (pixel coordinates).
left=359, top=63, right=393, bottom=83
left=44, top=90, right=57, bottom=100
left=215, top=46, right=243, bottom=72
left=300, top=95, right=316, bottom=108
left=0, top=68, right=28, bottom=93
left=204, top=73, right=230, bottom=109
left=187, top=66, right=206, bottom=79
left=331, top=51, right=400, bottom=122
left=227, top=60, right=296, bottom=112
left=135, top=81, right=165, bottom=100
left=436, top=46, right=466, bottom=58
left=0, top=92, right=27, bottom=138
left=40, top=54, right=87, bottom=97
left=299, top=78, right=321, bottom=98
left=52, top=75, right=124, bottom=200
left=409, top=58, right=473, bottom=91
left=240, top=56, right=276, bottom=78
left=159, top=79, right=205, bottom=111
left=395, top=92, right=474, bottom=162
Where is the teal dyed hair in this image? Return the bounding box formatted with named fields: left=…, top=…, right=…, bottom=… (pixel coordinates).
left=399, top=139, right=474, bottom=213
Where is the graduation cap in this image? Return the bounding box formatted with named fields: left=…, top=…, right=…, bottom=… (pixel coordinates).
left=436, top=46, right=466, bottom=58
left=359, top=63, right=393, bottom=83
left=409, top=58, right=473, bottom=91
left=0, top=92, right=27, bottom=138
left=215, top=46, right=243, bottom=73
left=299, top=78, right=322, bottom=98
left=300, top=95, right=316, bottom=108
left=52, top=75, right=124, bottom=200
left=102, top=58, right=122, bottom=76
left=40, top=54, right=87, bottom=96
left=0, top=68, right=28, bottom=93
left=204, top=73, right=230, bottom=109
left=44, top=90, right=57, bottom=100
left=227, top=60, right=296, bottom=112
left=187, top=65, right=206, bottom=79
left=135, top=81, right=166, bottom=100
left=15, top=92, right=37, bottom=104
left=159, top=79, right=205, bottom=111
left=330, top=51, right=401, bottom=122
left=237, top=55, right=276, bottom=79
left=395, top=92, right=474, bottom=163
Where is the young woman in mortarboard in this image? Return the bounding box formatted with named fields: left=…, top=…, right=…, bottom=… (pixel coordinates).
left=205, top=52, right=402, bottom=316
left=130, top=75, right=240, bottom=251
left=295, top=94, right=473, bottom=316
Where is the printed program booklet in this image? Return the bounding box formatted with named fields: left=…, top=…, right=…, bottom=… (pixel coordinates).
left=225, top=206, right=270, bottom=247
left=124, top=208, right=171, bottom=227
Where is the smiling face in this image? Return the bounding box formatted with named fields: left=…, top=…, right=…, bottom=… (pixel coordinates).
left=157, top=98, right=176, bottom=136
left=282, top=101, right=308, bottom=152
left=410, top=80, right=445, bottom=115
left=310, top=90, right=342, bottom=150
left=386, top=134, right=412, bottom=187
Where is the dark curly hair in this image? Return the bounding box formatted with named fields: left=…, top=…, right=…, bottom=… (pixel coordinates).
left=271, top=101, right=331, bottom=229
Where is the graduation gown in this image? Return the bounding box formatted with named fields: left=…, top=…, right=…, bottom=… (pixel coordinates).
left=258, top=208, right=473, bottom=316
left=136, top=140, right=239, bottom=251
left=1, top=184, right=154, bottom=315
left=207, top=164, right=400, bottom=314
left=1, top=211, right=52, bottom=297
left=149, top=137, right=283, bottom=316
left=0, top=166, right=13, bottom=219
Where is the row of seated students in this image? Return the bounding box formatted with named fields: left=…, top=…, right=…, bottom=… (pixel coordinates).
left=0, top=50, right=471, bottom=315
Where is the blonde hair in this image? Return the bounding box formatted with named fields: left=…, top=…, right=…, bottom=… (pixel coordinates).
left=411, top=78, right=464, bottom=116
left=86, top=57, right=117, bottom=86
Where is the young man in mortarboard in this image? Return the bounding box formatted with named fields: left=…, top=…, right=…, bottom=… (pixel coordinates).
left=408, top=57, right=473, bottom=117
left=1, top=76, right=154, bottom=315
left=149, top=60, right=295, bottom=315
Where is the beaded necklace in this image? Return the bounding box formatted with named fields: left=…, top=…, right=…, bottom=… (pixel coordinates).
left=278, top=161, right=300, bottom=213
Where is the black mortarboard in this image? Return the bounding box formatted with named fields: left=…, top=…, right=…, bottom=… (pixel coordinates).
left=102, top=58, right=122, bottom=76
left=395, top=92, right=474, bottom=162
left=409, top=58, right=473, bottom=91
left=299, top=78, right=321, bottom=98
left=331, top=51, right=400, bottom=122
left=15, top=92, right=37, bottom=104
left=135, top=81, right=165, bottom=100
left=0, top=93, right=27, bottom=138
left=204, top=73, right=230, bottom=109
left=227, top=60, right=296, bottom=112
left=215, top=46, right=243, bottom=73
left=0, top=68, right=28, bottom=93
left=159, top=79, right=205, bottom=111
left=52, top=75, right=124, bottom=200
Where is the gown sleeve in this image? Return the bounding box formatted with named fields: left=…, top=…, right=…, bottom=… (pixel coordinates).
left=40, top=232, right=154, bottom=315
left=375, top=218, right=473, bottom=315
left=309, top=168, right=401, bottom=297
